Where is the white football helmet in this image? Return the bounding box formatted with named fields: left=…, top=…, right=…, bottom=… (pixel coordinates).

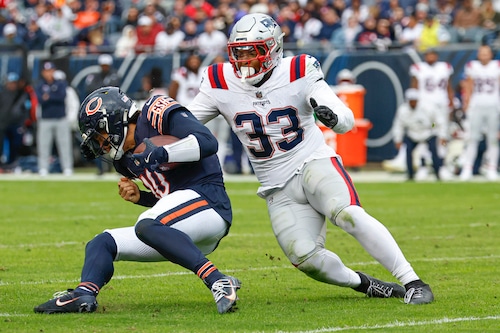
left=227, top=13, right=285, bottom=86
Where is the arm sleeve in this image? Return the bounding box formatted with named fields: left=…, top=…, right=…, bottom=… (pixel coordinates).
left=135, top=190, right=158, bottom=207
left=165, top=108, right=219, bottom=158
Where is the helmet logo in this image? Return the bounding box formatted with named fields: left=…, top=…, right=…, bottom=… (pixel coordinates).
left=260, top=17, right=277, bottom=31
left=85, top=97, right=103, bottom=116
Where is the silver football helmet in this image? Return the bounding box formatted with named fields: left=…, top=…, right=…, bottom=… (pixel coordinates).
left=227, top=13, right=285, bottom=86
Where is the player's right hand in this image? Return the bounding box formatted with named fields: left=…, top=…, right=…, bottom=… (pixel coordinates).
left=310, top=98, right=338, bottom=129
left=118, top=177, right=140, bottom=203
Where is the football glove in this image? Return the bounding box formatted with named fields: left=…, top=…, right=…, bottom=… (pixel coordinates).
left=132, top=138, right=169, bottom=172
left=310, top=98, right=338, bottom=129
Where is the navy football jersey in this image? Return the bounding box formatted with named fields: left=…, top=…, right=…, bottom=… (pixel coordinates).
left=113, top=95, right=231, bottom=223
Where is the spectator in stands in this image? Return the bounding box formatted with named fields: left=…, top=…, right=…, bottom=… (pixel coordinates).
left=414, top=2, right=431, bottom=23
left=294, top=10, right=322, bottom=46
left=154, top=16, right=185, bottom=55
left=210, top=3, right=235, bottom=37
left=100, top=0, right=122, bottom=36
left=332, top=0, right=347, bottom=18
left=35, top=61, right=73, bottom=176
left=167, top=0, right=188, bottom=24
left=197, top=18, right=228, bottom=56
left=179, top=19, right=199, bottom=52
left=76, top=24, right=111, bottom=55
left=23, top=17, right=47, bottom=50
left=1, top=23, right=23, bottom=45
left=72, top=0, right=100, bottom=31
left=134, top=15, right=163, bottom=54
left=141, top=0, right=166, bottom=25
left=379, top=0, right=404, bottom=21
left=480, top=0, right=500, bottom=45
left=315, top=6, right=341, bottom=45
left=37, top=3, right=75, bottom=54
left=123, top=6, right=140, bottom=27
left=398, top=11, right=423, bottom=49
left=434, top=0, right=456, bottom=28
left=185, top=0, right=214, bottom=20
left=387, top=6, right=407, bottom=42
left=341, top=0, right=370, bottom=27
left=354, top=15, right=378, bottom=48
left=276, top=3, right=298, bottom=44
left=115, top=25, right=137, bottom=57
left=417, top=12, right=451, bottom=52
left=449, top=0, right=484, bottom=43
left=331, top=15, right=363, bottom=50
left=373, top=18, right=395, bottom=51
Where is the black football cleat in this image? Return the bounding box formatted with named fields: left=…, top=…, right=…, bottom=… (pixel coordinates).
left=357, top=272, right=406, bottom=298
left=210, top=276, right=241, bottom=314
left=34, top=289, right=98, bottom=314
left=404, top=280, right=434, bottom=304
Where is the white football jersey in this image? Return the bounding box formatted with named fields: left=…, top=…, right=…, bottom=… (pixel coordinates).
left=464, top=59, right=500, bottom=106
left=409, top=61, right=453, bottom=106
left=171, top=67, right=205, bottom=106
left=188, top=55, right=354, bottom=194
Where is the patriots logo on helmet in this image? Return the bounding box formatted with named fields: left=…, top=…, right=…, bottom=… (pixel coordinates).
left=260, top=17, right=277, bottom=30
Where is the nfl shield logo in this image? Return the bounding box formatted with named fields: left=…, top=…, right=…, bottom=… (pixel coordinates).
left=256, top=91, right=262, bottom=99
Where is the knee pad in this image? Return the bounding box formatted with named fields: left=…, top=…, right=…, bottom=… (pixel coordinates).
left=288, top=238, right=319, bottom=266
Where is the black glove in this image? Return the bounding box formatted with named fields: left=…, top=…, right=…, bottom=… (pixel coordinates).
left=132, top=138, right=169, bottom=172
left=310, top=98, right=338, bottom=129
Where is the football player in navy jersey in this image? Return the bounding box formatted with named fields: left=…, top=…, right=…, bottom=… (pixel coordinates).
left=34, top=86, right=240, bottom=315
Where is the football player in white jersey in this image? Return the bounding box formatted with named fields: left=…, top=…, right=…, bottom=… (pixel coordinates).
left=460, top=44, right=500, bottom=181
left=409, top=48, right=455, bottom=179
left=186, top=13, right=434, bottom=304
left=168, top=53, right=204, bottom=106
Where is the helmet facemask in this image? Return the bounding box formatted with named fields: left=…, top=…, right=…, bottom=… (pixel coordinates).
left=228, top=39, right=276, bottom=84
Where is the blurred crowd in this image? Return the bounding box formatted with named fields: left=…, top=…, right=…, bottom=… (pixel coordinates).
left=2, top=0, right=500, bottom=56
left=2, top=0, right=500, bottom=179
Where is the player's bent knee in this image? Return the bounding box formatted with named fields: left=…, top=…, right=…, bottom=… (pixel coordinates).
left=288, top=238, right=319, bottom=266
left=134, top=217, right=161, bottom=242
left=296, top=250, right=329, bottom=280
left=86, top=232, right=117, bottom=257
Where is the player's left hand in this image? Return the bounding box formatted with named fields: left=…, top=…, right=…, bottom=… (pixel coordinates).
left=132, top=138, right=169, bottom=172
left=310, top=98, right=338, bottom=129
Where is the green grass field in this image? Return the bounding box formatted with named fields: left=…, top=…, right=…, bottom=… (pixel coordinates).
left=0, top=179, right=498, bottom=332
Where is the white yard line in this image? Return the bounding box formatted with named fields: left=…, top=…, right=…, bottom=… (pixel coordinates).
left=276, top=315, right=500, bottom=333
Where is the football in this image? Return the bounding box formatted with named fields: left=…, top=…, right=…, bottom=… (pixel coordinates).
left=134, top=135, right=180, bottom=171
